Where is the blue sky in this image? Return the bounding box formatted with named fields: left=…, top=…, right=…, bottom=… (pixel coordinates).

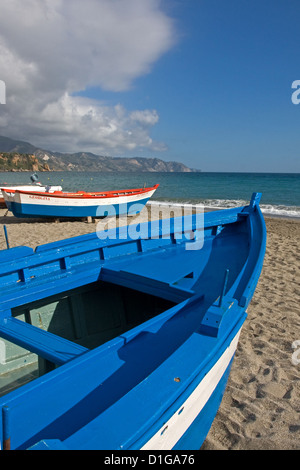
left=0, top=0, right=300, bottom=172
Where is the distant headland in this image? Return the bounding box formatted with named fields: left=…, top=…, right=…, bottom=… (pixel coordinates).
left=0, top=136, right=200, bottom=173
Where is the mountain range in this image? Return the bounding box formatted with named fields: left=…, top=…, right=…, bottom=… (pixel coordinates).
left=0, top=136, right=198, bottom=172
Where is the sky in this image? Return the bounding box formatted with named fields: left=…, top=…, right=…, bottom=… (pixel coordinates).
left=0, top=0, right=299, bottom=172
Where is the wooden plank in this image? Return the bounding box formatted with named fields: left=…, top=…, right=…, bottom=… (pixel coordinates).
left=100, top=267, right=195, bottom=303
left=0, top=317, right=88, bottom=365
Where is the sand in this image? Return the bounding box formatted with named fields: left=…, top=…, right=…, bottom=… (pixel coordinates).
left=0, top=206, right=299, bottom=450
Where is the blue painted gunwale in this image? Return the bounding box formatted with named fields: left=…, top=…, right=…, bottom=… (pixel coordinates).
left=0, top=193, right=266, bottom=450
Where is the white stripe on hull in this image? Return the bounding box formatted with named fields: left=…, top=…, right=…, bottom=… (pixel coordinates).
left=1, top=186, right=62, bottom=203
left=141, top=329, right=241, bottom=450
left=10, top=189, right=156, bottom=208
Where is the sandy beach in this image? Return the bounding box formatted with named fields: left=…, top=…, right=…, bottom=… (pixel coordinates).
left=0, top=205, right=299, bottom=450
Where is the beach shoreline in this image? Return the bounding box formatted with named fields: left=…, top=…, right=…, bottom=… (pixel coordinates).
left=0, top=204, right=299, bottom=450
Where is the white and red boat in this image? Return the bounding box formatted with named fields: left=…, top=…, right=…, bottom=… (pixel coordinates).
left=1, top=184, right=159, bottom=219
left=0, top=184, right=62, bottom=209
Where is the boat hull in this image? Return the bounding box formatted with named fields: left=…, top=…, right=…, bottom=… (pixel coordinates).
left=139, top=328, right=242, bottom=450
left=1, top=185, right=62, bottom=211
left=8, top=196, right=151, bottom=218
left=2, top=185, right=158, bottom=218
left=0, top=193, right=266, bottom=450
left=174, top=356, right=234, bottom=450
left=31, top=327, right=242, bottom=451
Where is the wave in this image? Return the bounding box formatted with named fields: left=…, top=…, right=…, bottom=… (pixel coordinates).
left=148, top=199, right=300, bottom=219
left=259, top=204, right=300, bottom=218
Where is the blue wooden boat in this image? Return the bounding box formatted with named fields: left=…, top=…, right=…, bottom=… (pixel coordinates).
left=0, top=193, right=266, bottom=450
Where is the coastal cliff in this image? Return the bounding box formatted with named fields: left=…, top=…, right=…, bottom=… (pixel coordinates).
left=0, top=152, right=50, bottom=172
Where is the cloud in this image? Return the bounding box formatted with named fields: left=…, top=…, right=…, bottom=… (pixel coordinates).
left=0, top=0, right=175, bottom=153
left=27, top=94, right=167, bottom=153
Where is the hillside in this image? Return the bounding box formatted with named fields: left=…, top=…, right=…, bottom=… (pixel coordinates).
left=0, top=136, right=198, bottom=172
left=0, top=152, right=50, bottom=172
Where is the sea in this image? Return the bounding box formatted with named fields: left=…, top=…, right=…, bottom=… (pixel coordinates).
left=0, top=171, right=299, bottom=219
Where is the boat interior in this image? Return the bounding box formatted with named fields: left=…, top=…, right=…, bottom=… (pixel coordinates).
left=0, top=214, right=252, bottom=395
left=0, top=199, right=265, bottom=449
